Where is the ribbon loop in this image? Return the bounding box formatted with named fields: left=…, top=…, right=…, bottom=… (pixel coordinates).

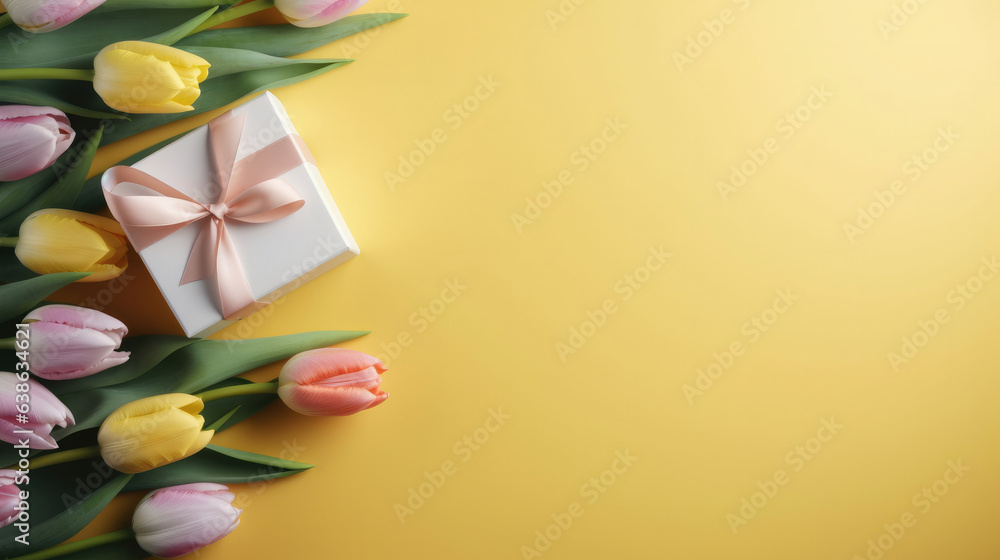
left=103, top=110, right=308, bottom=321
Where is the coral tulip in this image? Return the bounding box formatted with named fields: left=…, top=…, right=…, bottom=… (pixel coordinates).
left=98, top=394, right=213, bottom=474
left=278, top=348, right=388, bottom=416
left=1, top=0, right=105, bottom=33
left=0, top=470, right=22, bottom=529
left=0, top=372, right=75, bottom=449
left=0, top=105, right=74, bottom=181
left=93, top=41, right=210, bottom=114
left=22, top=304, right=130, bottom=380
left=14, top=209, right=128, bottom=281
left=274, top=0, right=367, bottom=28
left=132, top=483, right=241, bottom=558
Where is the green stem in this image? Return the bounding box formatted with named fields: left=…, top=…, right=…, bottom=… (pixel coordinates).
left=9, top=528, right=135, bottom=560
left=0, top=13, right=13, bottom=30
left=0, top=68, right=95, bottom=81
left=0, top=236, right=18, bottom=248
left=28, top=445, right=101, bottom=470
left=186, top=0, right=274, bottom=36
left=196, top=381, right=279, bottom=402
left=0, top=337, right=15, bottom=350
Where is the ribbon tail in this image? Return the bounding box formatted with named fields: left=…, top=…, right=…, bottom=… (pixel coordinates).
left=179, top=219, right=215, bottom=285
left=215, top=222, right=267, bottom=321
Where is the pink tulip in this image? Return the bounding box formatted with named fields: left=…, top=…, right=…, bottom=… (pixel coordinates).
left=1, top=470, right=22, bottom=529
left=278, top=348, right=388, bottom=416
left=132, top=483, right=242, bottom=558
left=22, top=304, right=130, bottom=381
left=0, top=105, right=74, bottom=181
left=2, top=0, right=106, bottom=33
left=274, top=0, right=367, bottom=28
left=0, top=372, right=75, bottom=449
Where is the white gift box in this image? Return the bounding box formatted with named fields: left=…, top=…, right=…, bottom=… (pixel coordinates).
left=102, top=92, right=359, bottom=338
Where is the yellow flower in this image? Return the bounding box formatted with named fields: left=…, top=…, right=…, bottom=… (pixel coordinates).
left=98, top=394, right=214, bottom=474
left=93, top=41, right=210, bottom=114
left=14, top=209, right=128, bottom=282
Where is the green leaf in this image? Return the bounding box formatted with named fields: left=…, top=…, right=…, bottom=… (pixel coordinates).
left=175, top=13, right=408, bottom=57
left=123, top=444, right=313, bottom=493
left=52, top=330, right=367, bottom=440
left=145, top=7, right=219, bottom=46
left=0, top=473, right=132, bottom=556
left=0, top=272, right=90, bottom=323
left=100, top=0, right=230, bottom=10
left=0, top=126, right=104, bottom=236
left=50, top=540, right=149, bottom=560
left=0, top=83, right=128, bottom=120
left=0, top=8, right=229, bottom=69
left=46, top=335, right=201, bottom=395
left=97, top=59, right=353, bottom=145
left=0, top=252, right=37, bottom=283
left=185, top=45, right=351, bottom=78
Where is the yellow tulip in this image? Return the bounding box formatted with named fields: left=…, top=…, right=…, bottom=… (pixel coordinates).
left=93, top=41, right=210, bottom=114
left=98, top=394, right=214, bottom=474
left=14, top=209, right=128, bottom=282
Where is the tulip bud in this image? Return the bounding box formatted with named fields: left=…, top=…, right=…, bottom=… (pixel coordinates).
left=98, top=394, right=213, bottom=474
left=22, top=304, right=130, bottom=381
left=274, top=0, right=367, bottom=28
left=278, top=348, right=388, bottom=416
left=0, top=470, right=23, bottom=529
left=93, top=41, right=210, bottom=114
left=1, top=0, right=105, bottom=33
left=132, top=483, right=241, bottom=558
left=0, top=105, right=75, bottom=181
left=0, top=372, right=75, bottom=449
left=14, top=209, right=128, bottom=281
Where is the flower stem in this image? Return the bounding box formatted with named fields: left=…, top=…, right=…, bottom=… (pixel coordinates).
left=186, top=0, right=275, bottom=36
left=0, top=337, right=16, bottom=350
left=196, top=381, right=280, bottom=402
left=0, top=68, right=95, bottom=81
left=0, top=236, right=18, bottom=248
left=28, top=445, right=102, bottom=470
left=0, top=14, right=12, bottom=30
left=8, top=528, right=135, bottom=560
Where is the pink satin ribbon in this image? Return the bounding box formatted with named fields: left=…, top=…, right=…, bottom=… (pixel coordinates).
left=103, top=110, right=313, bottom=320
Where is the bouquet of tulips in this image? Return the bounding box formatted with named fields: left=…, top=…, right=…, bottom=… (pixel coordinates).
left=0, top=0, right=403, bottom=558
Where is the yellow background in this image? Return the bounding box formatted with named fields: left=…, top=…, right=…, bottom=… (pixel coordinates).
left=58, top=0, right=1000, bottom=558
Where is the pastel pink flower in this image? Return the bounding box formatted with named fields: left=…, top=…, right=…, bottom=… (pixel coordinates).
left=0, top=106, right=74, bottom=181
left=132, top=483, right=241, bottom=558
left=23, top=304, right=130, bottom=381
left=0, top=372, right=75, bottom=449
left=0, top=470, right=22, bottom=529
left=274, top=0, right=367, bottom=28
left=278, top=348, right=388, bottom=416
left=2, top=0, right=106, bottom=33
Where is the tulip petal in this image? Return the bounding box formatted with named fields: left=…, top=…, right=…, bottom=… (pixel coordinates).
left=280, top=348, right=387, bottom=386
left=133, top=484, right=240, bottom=558
left=14, top=209, right=128, bottom=281
left=276, top=0, right=367, bottom=27
left=278, top=384, right=378, bottom=416
left=3, top=0, right=106, bottom=32
left=25, top=304, right=129, bottom=345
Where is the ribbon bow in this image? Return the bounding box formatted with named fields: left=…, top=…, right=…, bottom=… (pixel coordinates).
left=103, top=110, right=311, bottom=320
